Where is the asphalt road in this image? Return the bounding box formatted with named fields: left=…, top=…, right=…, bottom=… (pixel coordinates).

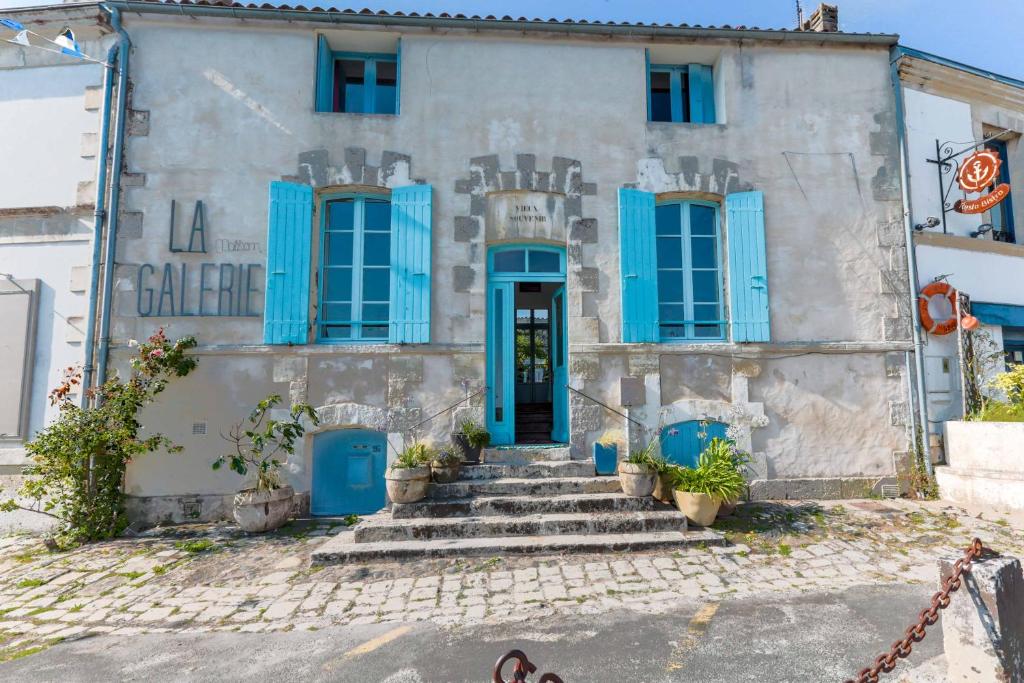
left=1, top=584, right=944, bottom=682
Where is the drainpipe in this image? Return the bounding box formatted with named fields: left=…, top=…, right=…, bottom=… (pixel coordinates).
left=94, top=5, right=131, bottom=392
left=80, top=27, right=121, bottom=404
left=889, top=47, right=933, bottom=475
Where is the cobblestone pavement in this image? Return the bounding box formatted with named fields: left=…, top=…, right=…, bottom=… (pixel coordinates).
left=1, top=499, right=1021, bottom=664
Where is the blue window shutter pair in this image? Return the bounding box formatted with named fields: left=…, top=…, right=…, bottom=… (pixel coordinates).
left=264, top=182, right=313, bottom=344
left=314, top=35, right=333, bottom=113
left=263, top=182, right=433, bottom=345
left=726, top=191, right=770, bottom=342
left=389, top=185, right=433, bottom=343
left=688, top=64, right=716, bottom=124
left=619, top=188, right=659, bottom=342
left=618, top=188, right=769, bottom=343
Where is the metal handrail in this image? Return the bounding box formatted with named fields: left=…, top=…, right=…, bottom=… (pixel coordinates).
left=566, top=385, right=650, bottom=434
left=407, top=386, right=487, bottom=434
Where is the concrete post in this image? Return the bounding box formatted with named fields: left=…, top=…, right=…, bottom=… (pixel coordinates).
left=939, top=554, right=1024, bottom=682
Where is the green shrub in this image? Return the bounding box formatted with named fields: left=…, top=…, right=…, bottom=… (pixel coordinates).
left=625, top=438, right=660, bottom=467
left=667, top=440, right=746, bottom=501
left=973, top=401, right=1024, bottom=422
left=457, top=420, right=491, bottom=449
left=392, top=443, right=436, bottom=469
left=0, top=330, right=198, bottom=549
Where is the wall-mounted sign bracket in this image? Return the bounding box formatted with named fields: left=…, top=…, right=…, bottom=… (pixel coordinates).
left=925, top=130, right=1009, bottom=234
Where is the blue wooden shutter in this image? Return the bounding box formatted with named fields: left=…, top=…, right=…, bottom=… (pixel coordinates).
left=688, top=64, right=716, bottom=124
left=264, top=181, right=313, bottom=344
left=389, top=185, right=432, bottom=343
left=726, top=191, right=770, bottom=342
left=619, top=188, right=658, bottom=343
left=314, top=35, right=333, bottom=113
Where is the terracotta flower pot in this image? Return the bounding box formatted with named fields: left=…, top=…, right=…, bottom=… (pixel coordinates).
left=717, top=498, right=739, bottom=517
left=385, top=466, right=431, bottom=503
left=233, top=485, right=295, bottom=533
left=673, top=490, right=721, bottom=527
left=652, top=472, right=675, bottom=503
left=618, top=462, right=656, bottom=497
left=430, top=461, right=460, bottom=484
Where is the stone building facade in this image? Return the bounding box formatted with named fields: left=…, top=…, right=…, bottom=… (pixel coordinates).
left=1, top=2, right=914, bottom=525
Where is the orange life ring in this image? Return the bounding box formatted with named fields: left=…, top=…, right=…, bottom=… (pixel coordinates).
left=918, top=282, right=958, bottom=335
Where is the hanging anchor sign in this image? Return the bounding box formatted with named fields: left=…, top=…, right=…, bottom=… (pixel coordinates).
left=953, top=148, right=1010, bottom=214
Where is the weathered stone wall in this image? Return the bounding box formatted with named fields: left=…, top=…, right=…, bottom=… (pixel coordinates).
left=107, top=17, right=909, bottom=519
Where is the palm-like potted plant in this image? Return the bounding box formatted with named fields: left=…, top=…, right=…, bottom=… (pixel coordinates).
left=667, top=448, right=746, bottom=527
left=386, top=443, right=435, bottom=503
left=431, top=445, right=462, bottom=483
left=618, top=440, right=658, bottom=497
left=702, top=437, right=750, bottom=517
left=453, top=419, right=490, bottom=464
left=212, top=395, right=319, bottom=533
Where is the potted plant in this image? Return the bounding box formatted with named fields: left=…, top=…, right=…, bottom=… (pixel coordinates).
left=213, top=394, right=319, bottom=533
left=702, top=437, right=751, bottom=517
left=386, top=443, right=435, bottom=503
left=453, top=419, right=490, bottom=464
left=668, top=449, right=746, bottom=527
left=618, top=440, right=657, bottom=497
left=593, top=430, right=621, bottom=476
left=648, top=452, right=676, bottom=503
left=431, top=445, right=462, bottom=483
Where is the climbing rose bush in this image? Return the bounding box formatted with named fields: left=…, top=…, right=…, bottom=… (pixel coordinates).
left=0, top=329, right=198, bottom=549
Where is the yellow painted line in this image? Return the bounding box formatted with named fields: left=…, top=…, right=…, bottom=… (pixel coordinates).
left=322, top=625, right=413, bottom=672
left=666, top=601, right=720, bottom=672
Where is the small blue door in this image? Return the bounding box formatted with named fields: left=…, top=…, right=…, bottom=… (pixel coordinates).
left=550, top=286, right=569, bottom=443
left=311, top=429, right=387, bottom=515
left=659, top=420, right=728, bottom=469
left=487, top=282, right=515, bottom=445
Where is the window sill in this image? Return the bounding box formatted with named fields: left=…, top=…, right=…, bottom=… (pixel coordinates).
left=313, top=110, right=399, bottom=118
left=646, top=120, right=725, bottom=129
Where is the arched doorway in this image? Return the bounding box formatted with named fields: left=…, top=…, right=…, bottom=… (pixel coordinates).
left=311, top=429, right=387, bottom=515
left=486, top=245, right=568, bottom=445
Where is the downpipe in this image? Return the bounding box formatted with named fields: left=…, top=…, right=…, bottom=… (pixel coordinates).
left=889, top=47, right=933, bottom=476
left=94, top=5, right=131, bottom=393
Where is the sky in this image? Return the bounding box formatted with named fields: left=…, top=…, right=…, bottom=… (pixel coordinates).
left=1, top=0, right=1022, bottom=79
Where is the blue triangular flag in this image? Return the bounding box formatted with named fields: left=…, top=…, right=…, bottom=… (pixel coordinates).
left=1, top=18, right=25, bottom=31
left=54, top=26, right=82, bottom=58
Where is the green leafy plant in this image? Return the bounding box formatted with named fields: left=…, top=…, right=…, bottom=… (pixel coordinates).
left=457, top=420, right=491, bottom=450
left=667, top=447, right=746, bottom=501
left=392, top=443, right=436, bottom=469
left=433, top=446, right=462, bottom=467
left=174, top=538, right=216, bottom=553
left=212, top=395, right=319, bottom=493
left=625, top=437, right=660, bottom=467
left=0, top=329, right=198, bottom=549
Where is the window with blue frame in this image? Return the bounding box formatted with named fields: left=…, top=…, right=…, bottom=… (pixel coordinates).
left=315, top=35, right=399, bottom=115
left=318, top=195, right=391, bottom=341
left=655, top=201, right=725, bottom=341
left=646, top=58, right=715, bottom=124
left=989, top=139, right=1016, bottom=243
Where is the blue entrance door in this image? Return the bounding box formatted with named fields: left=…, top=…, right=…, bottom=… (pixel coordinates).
left=550, top=286, right=569, bottom=443
left=487, top=281, right=515, bottom=445
left=311, top=429, right=387, bottom=515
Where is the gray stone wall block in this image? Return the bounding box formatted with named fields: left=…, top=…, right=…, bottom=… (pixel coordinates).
left=535, top=172, right=551, bottom=192
left=80, top=132, right=98, bottom=158
left=499, top=171, right=517, bottom=190
left=884, top=353, right=904, bottom=377
left=569, top=218, right=598, bottom=243
left=454, top=178, right=473, bottom=194
left=120, top=172, right=146, bottom=188
left=118, top=211, right=144, bottom=239
left=298, top=149, right=330, bottom=187
left=884, top=316, right=912, bottom=342
left=453, top=266, right=476, bottom=293
left=889, top=400, right=908, bottom=427
left=569, top=354, right=601, bottom=381
left=76, top=180, right=96, bottom=205
left=569, top=404, right=602, bottom=433
left=515, top=154, right=536, bottom=175
left=83, top=85, right=103, bottom=112
left=470, top=155, right=500, bottom=190
left=454, top=216, right=479, bottom=242
left=876, top=219, right=904, bottom=247
left=451, top=353, right=485, bottom=385
left=628, top=353, right=660, bottom=377
left=362, top=165, right=379, bottom=186
left=127, top=109, right=150, bottom=137
left=573, top=267, right=599, bottom=292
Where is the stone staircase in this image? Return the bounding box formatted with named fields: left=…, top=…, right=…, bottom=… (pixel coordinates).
left=311, top=446, right=724, bottom=565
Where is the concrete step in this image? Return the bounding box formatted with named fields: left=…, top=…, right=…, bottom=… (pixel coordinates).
left=481, top=446, right=571, bottom=464
left=391, top=492, right=662, bottom=519
left=312, top=529, right=726, bottom=565
left=935, top=465, right=1024, bottom=512
left=459, top=461, right=596, bottom=480
left=354, top=510, right=686, bottom=543
left=429, top=476, right=620, bottom=499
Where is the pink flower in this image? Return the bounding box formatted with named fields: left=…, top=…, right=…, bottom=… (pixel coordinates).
left=150, top=349, right=165, bottom=359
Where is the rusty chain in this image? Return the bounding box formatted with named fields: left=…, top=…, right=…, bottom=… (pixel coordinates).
left=845, top=537, right=986, bottom=683
left=493, top=650, right=564, bottom=683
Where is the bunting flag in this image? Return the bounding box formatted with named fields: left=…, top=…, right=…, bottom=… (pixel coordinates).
left=8, top=30, right=29, bottom=47
left=0, top=18, right=24, bottom=31
left=53, top=26, right=83, bottom=58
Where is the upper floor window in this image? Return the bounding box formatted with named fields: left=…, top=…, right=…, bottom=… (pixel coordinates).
left=655, top=201, right=724, bottom=341
left=989, top=139, right=1016, bottom=243
left=318, top=195, right=391, bottom=341
left=315, top=36, right=399, bottom=115
left=646, top=55, right=716, bottom=124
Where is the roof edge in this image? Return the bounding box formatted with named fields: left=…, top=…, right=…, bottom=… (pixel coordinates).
left=894, top=45, right=1024, bottom=91
left=103, top=1, right=898, bottom=46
